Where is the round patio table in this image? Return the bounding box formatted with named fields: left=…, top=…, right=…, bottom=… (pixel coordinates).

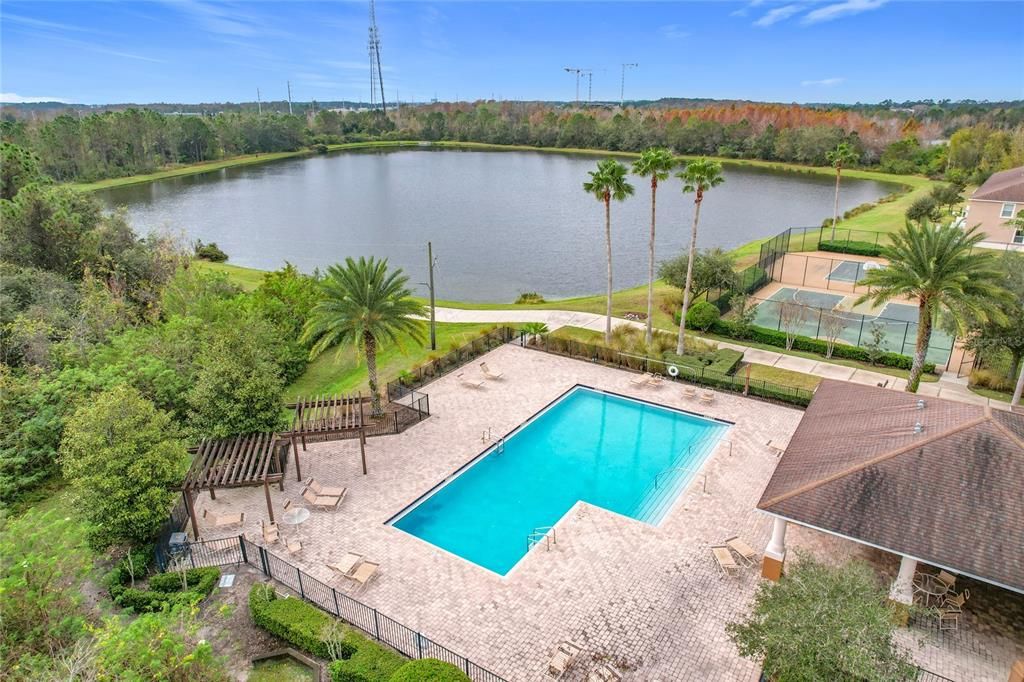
left=913, top=573, right=949, bottom=606
left=282, top=506, right=311, bottom=526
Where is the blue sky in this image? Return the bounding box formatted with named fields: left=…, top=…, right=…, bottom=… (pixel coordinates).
left=2, top=1, right=1022, bottom=105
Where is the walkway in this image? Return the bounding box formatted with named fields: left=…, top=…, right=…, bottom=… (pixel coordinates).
left=433, top=307, right=1013, bottom=410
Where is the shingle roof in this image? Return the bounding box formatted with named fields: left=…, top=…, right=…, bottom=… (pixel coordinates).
left=971, top=166, right=1024, bottom=203
left=757, top=380, right=1024, bottom=593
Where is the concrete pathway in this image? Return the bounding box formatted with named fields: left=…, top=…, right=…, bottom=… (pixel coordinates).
left=434, top=306, right=1015, bottom=410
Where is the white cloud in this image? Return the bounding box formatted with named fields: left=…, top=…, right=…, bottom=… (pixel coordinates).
left=801, top=77, right=845, bottom=87
left=802, top=0, right=888, bottom=25
left=754, top=4, right=803, bottom=27
left=659, top=24, right=691, bottom=40
left=0, top=93, right=68, bottom=103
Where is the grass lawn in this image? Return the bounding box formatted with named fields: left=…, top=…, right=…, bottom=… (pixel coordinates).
left=284, top=323, right=501, bottom=399
left=739, top=362, right=822, bottom=391
left=968, top=385, right=1014, bottom=403
left=192, top=259, right=267, bottom=291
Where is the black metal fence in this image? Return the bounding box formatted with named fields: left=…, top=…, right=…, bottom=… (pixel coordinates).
left=518, top=332, right=815, bottom=407
left=161, top=535, right=508, bottom=682
left=386, top=326, right=517, bottom=400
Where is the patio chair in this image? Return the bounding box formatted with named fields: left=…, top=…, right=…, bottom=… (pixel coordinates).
left=302, top=486, right=343, bottom=511
left=260, top=519, right=279, bottom=544
left=766, top=439, right=785, bottom=456
left=305, top=477, right=347, bottom=498
left=724, top=536, right=758, bottom=566
left=936, top=570, right=958, bottom=592
left=202, top=508, right=245, bottom=528
left=547, top=641, right=583, bottom=678
left=480, top=362, right=504, bottom=380
left=345, top=560, right=380, bottom=590
left=938, top=607, right=960, bottom=631
left=328, top=552, right=364, bottom=578
left=711, top=545, right=740, bottom=578
left=285, top=538, right=302, bottom=555
left=683, top=385, right=697, bottom=399
left=586, top=663, right=622, bottom=682
left=647, top=373, right=664, bottom=388
left=942, top=588, right=970, bottom=611
left=699, top=391, right=715, bottom=405
left=629, top=373, right=651, bottom=387
left=457, top=372, right=484, bottom=389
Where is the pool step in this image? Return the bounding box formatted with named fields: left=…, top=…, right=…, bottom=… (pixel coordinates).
left=634, top=467, right=694, bottom=524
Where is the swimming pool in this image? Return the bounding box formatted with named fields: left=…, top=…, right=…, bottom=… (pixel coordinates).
left=390, top=386, right=729, bottom=575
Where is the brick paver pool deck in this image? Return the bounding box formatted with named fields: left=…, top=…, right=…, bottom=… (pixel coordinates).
left=196, top=345, right=1021, bottom=681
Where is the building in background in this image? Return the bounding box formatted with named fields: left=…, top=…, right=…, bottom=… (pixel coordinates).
left=965, top=166, right=1024, bottom=248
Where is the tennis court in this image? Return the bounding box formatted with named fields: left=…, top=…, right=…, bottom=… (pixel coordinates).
left=752, top=288, right=953, bottom=365
left=827, top=260, right=865, bottom=283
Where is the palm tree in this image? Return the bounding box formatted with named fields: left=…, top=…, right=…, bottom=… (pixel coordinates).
left=856, top=221, right=1010, bottom=393
left=631, top=147, right=678, bottom=344
left=583, top=158, right=635, bottom=344
left=674, top=157, right=724, bottom=355
left=826, top=142, right=860, bottom=241
left=301, top=257, right=427, bottom=416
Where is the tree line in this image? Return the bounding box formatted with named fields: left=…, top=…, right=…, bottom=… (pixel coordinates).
left=3, top=100, right=1023, bottom=184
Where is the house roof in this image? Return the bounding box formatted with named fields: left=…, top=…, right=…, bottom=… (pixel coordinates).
left=971, top=166, right=1024, bottom=203
left=757, top=380, right=1024, bottom=593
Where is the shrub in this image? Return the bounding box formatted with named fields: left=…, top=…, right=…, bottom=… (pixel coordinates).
left=249, top=585, right=338, bottom=659
left=663, top=348, right=742, bottom=376
left=388, top=659, right=471, bottom=682
left=329, top=635, right=405, bottom=681
left=818, top=240, right=884, bottom=257
left=110, top=567, right=220, bottom=613
left=109, top=545, right=154, bottom=587
left=686, top=301, right=720, bottom=331
left=148, top=567, right=220, bottom=594
left=970, top=368, right=1014, bottom=392
left=514, top=292, right=546, bottom=304
left=194, top=240, right=229, bottom=262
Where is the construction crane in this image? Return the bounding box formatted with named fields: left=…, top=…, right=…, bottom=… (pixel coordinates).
left=582, top=69, right=593, bottom=103
left=563, top=67, right=591, bottom=104
left=368, top=0, right=387, bottom=114
left=620, top=63, right=638, bottom=108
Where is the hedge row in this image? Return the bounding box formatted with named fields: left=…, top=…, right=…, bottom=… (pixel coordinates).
left=710, top=319, right=937, bottom=374
left=248, top=584, right=407, bottom=682
left=110, top=567, right=220, bottom=613
left=663, top=347, right=743, bottom=376
left=818, top=239, right=885, bottom=257
left=387, top=659, right=471, bottom=681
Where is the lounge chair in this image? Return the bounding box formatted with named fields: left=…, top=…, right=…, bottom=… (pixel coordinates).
left=724, top=536, right=758, bottom=566
left=548, top=641, right=583, bottom=678
left=345, top=560, right=380, bottom=589
left=302, top=486, right=343, bottom=511
left=285, top=538, right=302, bottom=555
left=683, top=385, right=697, bottom=399
left=202, top=508, right=245, bottom=528
left=457, top=372, right=484, bottom=389
left=586, top=663, right=622, bottom=682
left=711, top=545, right=740, bottom=578
left=629, top=373, right=651, bottom=387
left=480, top=362, right=504, bottom=380
left=328, top=552, right=364, bottom=578
left=699, top=391, right=715, bottom=405
left=306, top=477, right=347, bottom=498
left=766, top=440, right=785, bottom=456
left=647, top=373, right=664, bottom=388
left=261, top=519, right=279, bottom=544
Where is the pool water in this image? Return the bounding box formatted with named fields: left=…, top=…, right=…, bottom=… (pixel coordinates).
left=391, top=386, right=729, bottom=575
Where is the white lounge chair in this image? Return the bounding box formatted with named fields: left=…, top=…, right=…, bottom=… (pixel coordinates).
left=480, top=362, right=504, bottom=380
left=306, top=477, right=347, bottom=498
left=586, top=663, right=623, bottom=682
left=548, top=641, right=583, bottom=678
left=457, top=372, right=484, bottom=389
left=302, top=486, right=344, bottom=510
left=202, top=508, right=245, bottom=528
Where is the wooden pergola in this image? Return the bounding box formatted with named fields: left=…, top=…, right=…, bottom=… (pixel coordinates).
left=182, top=432, right=290, bottom=534
left=284, top=392, right=370, bottom=475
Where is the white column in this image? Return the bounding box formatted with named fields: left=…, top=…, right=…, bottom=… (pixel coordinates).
left=764, top=517, right=787, bottom=561
left=888, top=555, right=918, bottom=604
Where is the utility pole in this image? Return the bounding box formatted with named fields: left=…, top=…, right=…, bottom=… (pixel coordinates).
left=287, top=81, right=293, bottom=115
left=368, top=0, right=387, bottom=114
left=257, top=88, right=262, bottom=114
left=621, top=63, right=638, bottom=108
left=564, top=67, right=582, bottom=104
left=427, top=242, right=437, bottom=350
left=584, top=70, right=593, bottom=102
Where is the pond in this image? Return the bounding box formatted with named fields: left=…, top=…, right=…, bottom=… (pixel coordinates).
left=98, top=148, right=897, bottom=302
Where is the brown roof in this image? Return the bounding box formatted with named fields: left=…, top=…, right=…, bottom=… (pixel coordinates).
left=971, top=166, right=1024, bottom=203
left=758, top=380, right=1024, bottom=593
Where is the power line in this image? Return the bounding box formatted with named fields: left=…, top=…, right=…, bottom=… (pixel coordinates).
left=621, top=63, right=638, bottom=108
left=368, top=0, right=386, bottom=114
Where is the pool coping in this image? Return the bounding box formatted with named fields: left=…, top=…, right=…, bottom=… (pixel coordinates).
left=384, top=383, right=733, bottom=578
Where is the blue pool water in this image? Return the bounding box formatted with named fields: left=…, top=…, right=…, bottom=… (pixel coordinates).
left=391, top=386, right=729, bottom=575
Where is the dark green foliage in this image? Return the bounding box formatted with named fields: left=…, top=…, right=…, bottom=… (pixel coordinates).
left=387, top=659, right=471, bottom=682
left=110, top=567, right=220, bottom=613
left=818, top=240, right=885, bottom=257
left=929, top=183, right=964, bottom=213
left=905, top=195, right=941, bottom=223
left=685, top=301, right=720, bottom=331
left=329, top=640, right=406, bottom=682
left=659, top=249, right=737, bottom=299
left=710, top=319, right=936, bottom=374
left=663, top=348, right=743, bottom=375
left=109, top=544, right=154, bottom=586
left=194, top=240, right=229, bottom=262
left=514, top=292, right=545, bottom=304
left=1, top=142, right=46, bottom=200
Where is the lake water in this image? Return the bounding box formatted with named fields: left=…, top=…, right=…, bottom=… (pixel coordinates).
left=98, top=148, right=895, bottom=302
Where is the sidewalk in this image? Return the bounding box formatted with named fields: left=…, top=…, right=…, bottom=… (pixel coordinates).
left=433, top=307, right=1012, bottom=410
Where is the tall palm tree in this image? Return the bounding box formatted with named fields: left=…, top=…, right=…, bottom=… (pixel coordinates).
left=856, top=221, right=1010, bottom=393
left=631, top=147, right=678, bottom=344
left=583, top=158, right=635, bottom=344
left=301, top=256, right=427, bottom=416
left=826, top=142, right=860, bottom=241
left=674, top=157, right=724, bottom=355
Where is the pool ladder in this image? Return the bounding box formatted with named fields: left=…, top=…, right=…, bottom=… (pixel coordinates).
left=481, top=428, right=505, bottom=455
left=527, top=526, right=557, bottom=552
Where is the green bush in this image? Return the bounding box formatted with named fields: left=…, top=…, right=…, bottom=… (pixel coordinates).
left=148, top=567, right=220, bottom=594
left=710, top=320, right=936, bottom=374
left=194, top=240, right=229, bottom=262
left=514, top=292, right=546, bottom=304
left=818, top=240, right=884, bottom=257
left=329, top=633, right=405, bottom=681
left=110, top=567, right=220, bottom=613
left=663, top=348, right=742, bottom=376
left=388, top=659, right=471, bottom=682
left=249, top=585, right=338, bottom=659
left=108, top=545, right=154, bottom=586
left=970, top=368, right=1014, bottom=392
left=686, top=301, right=720, bottom=331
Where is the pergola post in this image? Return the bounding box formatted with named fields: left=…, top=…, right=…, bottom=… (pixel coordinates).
left=275, top=443, right=285, bottom=491
left=263, top=479, right=275, bottom=523
left=888, top=555, right=918, bottom=605
left=359, top=428, right=368, bottom=475
left=184, top=488, right=201, bottom=540
left=290, top=440, right=302, bottom=482
left=761, top=517, right=788, bottom=581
